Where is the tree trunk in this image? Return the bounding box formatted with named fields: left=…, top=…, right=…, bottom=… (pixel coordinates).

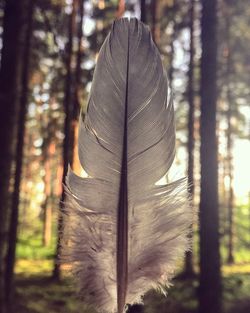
left=42, top=142, right=54, bottom=247
left=53, top=0, right=77, bottom=280
left=72, top=0, right=84, bottom=174
left=0, top=1, right=25, bottom=312
left=184, top=0, right=195, bottom=278
left=42, top=197, right=52, bottom=247
left=41, top=113, right=57, bottom=247
left=4, top=1, right=34, bottom=310
left=151, top=0, right=157, bottom=42
left=150, top=0, right=161, bottom=44
left=140, top=0, right=146, bottom=23
left=127, top=304, right=144, bottom=313
left=227, top=154, right=234, bottom=264
left=73, top=0, right=84, bottom=122
left=116, top=0, right=125, bottom=18
left=168, top=2, right=177, bottom=89
left=225, top=13, right=234, bottom=264
left=199, top=0, right=222, bottom=313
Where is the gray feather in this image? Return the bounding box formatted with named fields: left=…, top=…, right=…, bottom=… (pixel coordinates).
left=61, top=18, right=192, bottom=313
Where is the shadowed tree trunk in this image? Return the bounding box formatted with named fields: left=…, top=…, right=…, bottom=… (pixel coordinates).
left=224, top=6, right=234, bottom=265
left=199, top=0, right=222, bottom=312
left=0, top=1, right=25, bottom=312
left=184, top=0, right=195, bottom=277
left=42, top=140, right=55, bottom=247
left=72, top=0, right=84, bottom=173
left=140, top=0, right=146, bottom=23
left=226, top=102, right=234, bottom=264
left=53, top=0, right=77, bottom=280
left=4, top=2, right=35, bottom=310
left=40, top=110, right=58, bottom=247
left=151, top=0, right=156, bottom=35
left=127, top=304, right=144, bottom=313
left=168, top=0, right=177, bottom=89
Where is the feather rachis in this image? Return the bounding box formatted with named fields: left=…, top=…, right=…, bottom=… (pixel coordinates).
left=61, top=18, right=192, bottom=313
left=117, top=20, right=130, bottom=313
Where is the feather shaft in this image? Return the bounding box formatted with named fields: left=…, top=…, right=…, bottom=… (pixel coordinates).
left=117, top=22, right=130, bottom=313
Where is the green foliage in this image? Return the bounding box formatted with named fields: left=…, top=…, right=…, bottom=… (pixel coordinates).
left=220, top=203, right=250, bottom=264
left=16, top=276, right=97, bottom=313
left=16, top=223, right=57, bottom=260
left=14, top=260, right=250, bottom=313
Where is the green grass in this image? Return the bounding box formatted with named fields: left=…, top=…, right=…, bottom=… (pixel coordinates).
left=15, top=276, right=97, bottom=313
left=14, top=260, right=250, bottom=313
left=17, top=223, right=57, bottom=260
left=15, top=260, right=97, bottom=313
left=220, top=203, right=250, bottom=264
left=16, top=259, right=54, bottom=276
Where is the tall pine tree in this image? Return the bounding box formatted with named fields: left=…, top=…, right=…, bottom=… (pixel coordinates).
left=0, top=1, right=25, bottom=312
left=4, top=0, right=35, bottom=308
left=199, top=0, right=222, bottom=312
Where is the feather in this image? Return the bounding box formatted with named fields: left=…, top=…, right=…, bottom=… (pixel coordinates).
left=61, top=18, right=192, bottom=313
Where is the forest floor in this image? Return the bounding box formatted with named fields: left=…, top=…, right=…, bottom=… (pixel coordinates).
left=14, top=259, right=250, bottom=313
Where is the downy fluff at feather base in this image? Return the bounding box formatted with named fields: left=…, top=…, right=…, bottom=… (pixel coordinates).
left=60, top=18, right=192, bottom=313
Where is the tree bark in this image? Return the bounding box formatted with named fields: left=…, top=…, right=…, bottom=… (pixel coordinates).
left=4, top=1, right=34, bottom=310
left=226, top=124, right=234, bottom=265
left=53, top=0, right=77, bottom=280
left=116, top=0, right=125, bottom=18
left=40, top=112, right=57, bottom=247
left=140, top=0, right=146, bottom=23
left=225, top=11, right=234, bottom=265
left=151, top=0, right=157, bottom=42
left=126, top=304, right=144, bottom=313
left=42, top=141, right=54, bottom=247
left=72, top=0, right=84, bottom=174
left=73, top=0, right=84, bottom=123
left=168, top=2, right=177, bottom=89
left=0, top=1, right=25, bottom=312
left=199, top=0, right=222, bottom=313
left=184, top=0, right=195, bottom=277
left=42, top=196, right=52, bottom=247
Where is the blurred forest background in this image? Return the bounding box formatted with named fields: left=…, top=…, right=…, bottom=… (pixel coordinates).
left=0, top=0, right=250, bottom=313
